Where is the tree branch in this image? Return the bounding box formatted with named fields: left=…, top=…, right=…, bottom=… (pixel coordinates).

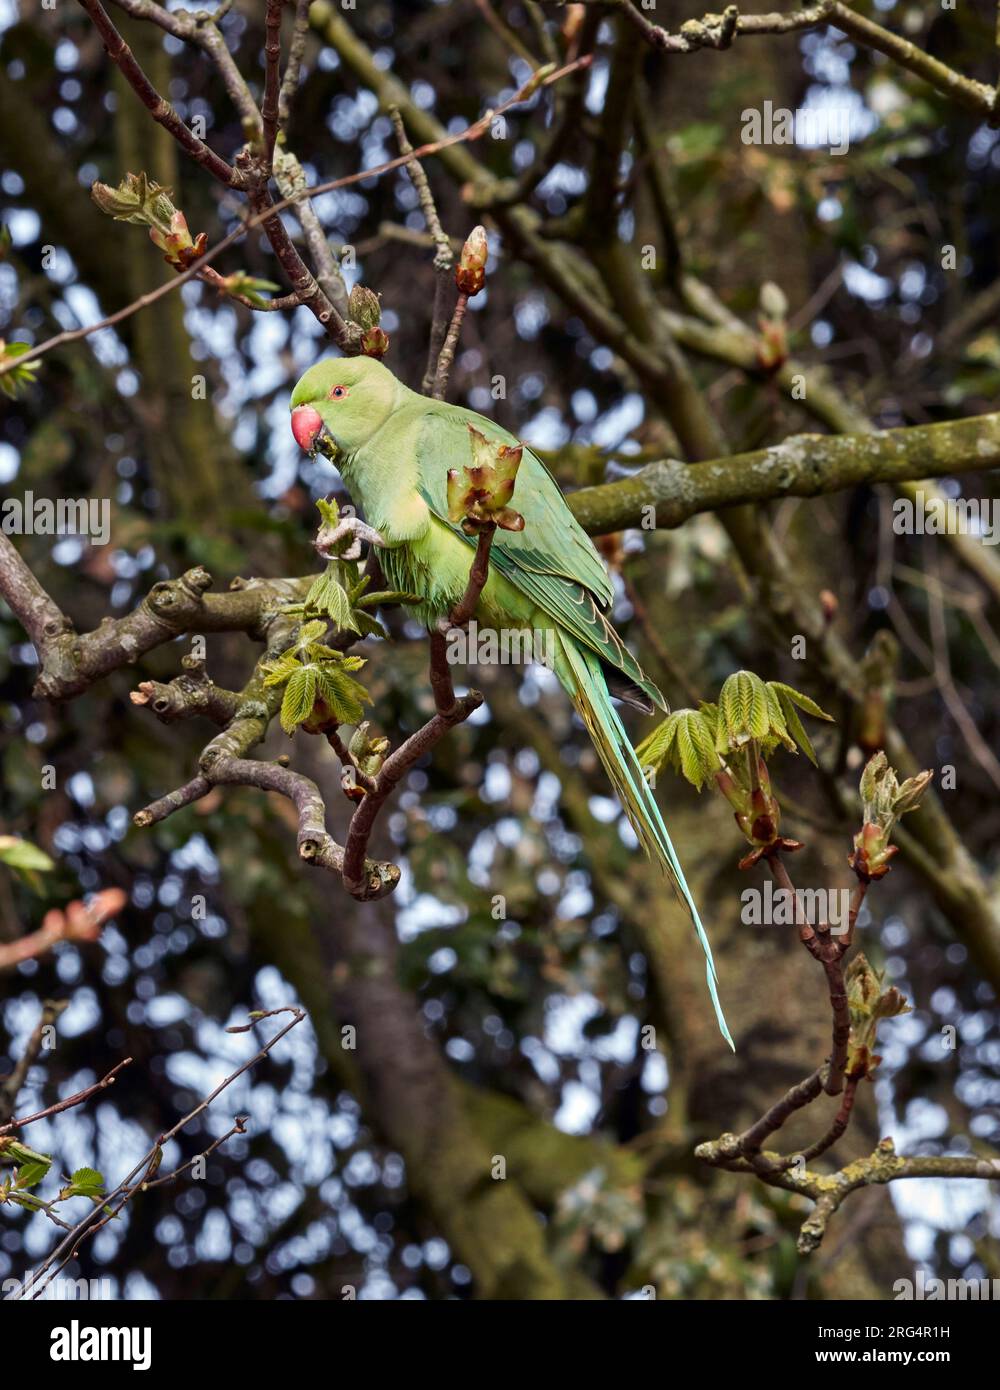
left=75, top=0, right=237, bottom=185
left=609, top=0, right=997, bottom=118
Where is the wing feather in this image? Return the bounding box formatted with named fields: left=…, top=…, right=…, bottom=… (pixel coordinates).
left=413, top=405, right=665, bottom=710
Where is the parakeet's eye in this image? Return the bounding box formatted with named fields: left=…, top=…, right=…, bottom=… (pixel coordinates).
left=328, top=385, right=350, bottom=401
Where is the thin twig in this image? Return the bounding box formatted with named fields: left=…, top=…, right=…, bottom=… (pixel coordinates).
left=261, top=0, right=283, bottom=170
left=0, top=56, right=591, bottom=378
left=0, top=1001, right=68, bottom=1125
left=432, top=291, right=469, bottom=399
left=76, top=0, right=236, bottom=185
left=9, top=1009, right=305, bottom=1300
left=0, top=1060, right=132, bottom=1136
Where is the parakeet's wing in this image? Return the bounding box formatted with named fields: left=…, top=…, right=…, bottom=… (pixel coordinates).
left=413, top=403, right=665, bottom=710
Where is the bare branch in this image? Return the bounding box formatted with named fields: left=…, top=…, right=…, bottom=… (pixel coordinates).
left=261, top=0, right=284, bottom=170
left=76, top=0, right=236, bottom=185
left=610, top=0, right=997, bottom=118
left=1, top=1060, right=132, bottom=1136
left=8, top=1009, right=306, bottom=1300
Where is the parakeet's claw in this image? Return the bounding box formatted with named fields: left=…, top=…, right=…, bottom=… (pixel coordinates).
left=315, top=516, right=386, bottom=561
left=435, top=614, right=467, bottom=636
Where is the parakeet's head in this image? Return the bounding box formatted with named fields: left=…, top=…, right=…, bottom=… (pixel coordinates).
left=290, top=356, right=400, bottom=456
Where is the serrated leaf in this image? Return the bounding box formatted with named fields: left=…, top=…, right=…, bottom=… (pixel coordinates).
left=355, top=589, right=423, bottom=609
left=67, top=1166, right=105, bottom=1196
left=636, top=709, right=718, bottom=789
left=303, top=565, right=359, bottom=633
left=777, top=690, right=818, bottom=765
left=280, top=665, right=318, bottom=734
left=635, top=716, right=678, bottom=775
left=353, top=610, right=390, bottom=641
left=718, top=671, right=768, bottom=749
left=316, top=665, right=371, bottom=726
left=673, top=710, right=719, bottom=790
left=261, top=653, right=301, bottom=687
left=296, top=619, right=329, bottom=649
left=307, top=642, right=352, bottom=660
left=769, top=682, right=834, bottom=722
left=14, top=1160, right=51, bottom=1190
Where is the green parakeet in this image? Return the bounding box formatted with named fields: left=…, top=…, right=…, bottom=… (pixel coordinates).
left=290, top=356, right=732, bottom=1047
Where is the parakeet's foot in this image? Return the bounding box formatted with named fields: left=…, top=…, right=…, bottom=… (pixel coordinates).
left=315, top=516, right=386, bottom=561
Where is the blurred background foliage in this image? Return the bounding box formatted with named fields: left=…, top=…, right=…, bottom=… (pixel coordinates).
left=0, top=0, right=998, bottom=1299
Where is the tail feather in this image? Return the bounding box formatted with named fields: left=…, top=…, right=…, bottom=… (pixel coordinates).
left=556, top=634, right=734, bottom=1050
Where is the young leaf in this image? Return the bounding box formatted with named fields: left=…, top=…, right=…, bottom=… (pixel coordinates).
left=636, top=709, right=719, bottom=790
left=352, top=610, right=390, bottom=641
left=673, top=710, right=721, bottom=790
left=769, top=682, right=834, bottom=722
left=717, top=671, right=770, bottom=749
left=280, top=665, right=318, bottom=734
left=770, top=683, right=834, bottom=765
left=635, top=715, right=677, bottom=775
left=295, top=619, right=329, bottom=650
left=66, top=1166, right=105, bottom=1198
left=776, top=689, right=817, bottom=765
left=261, top=653, right=301, bottom=687
left=303, top=564, right=360, bottom=633
left=14, top=1159, right=52, bottom=1191
left=316, top=664, right=371, bottom=726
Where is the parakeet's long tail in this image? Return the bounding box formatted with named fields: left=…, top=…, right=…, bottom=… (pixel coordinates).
left=555, top=633, right=734, bottom=1050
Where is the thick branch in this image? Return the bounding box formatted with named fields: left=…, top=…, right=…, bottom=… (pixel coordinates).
left=0, top=554, right=312, bottom=702
left=612, top=0, right=996, bottom=118
left=565, top=411, right=1000, bottom=535
left=697, top=1134, right=1000, bottom=1254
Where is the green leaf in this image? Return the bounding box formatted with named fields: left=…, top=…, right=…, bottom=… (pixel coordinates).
left=296, top=619, right=329, bottom=649
left=261, top=653, right=301, bottom=687
left=280, top=665, right=318, bottom=734
left=316, top=497, right=340, bottom=528
left=673, top=710, right=720, bottom=790
left=0, top=836, right=55, bottom=874
left=1, top=1137, right=52, bottom=1166
left=776, top=689, right=818, bottom=765
left=10, top=1192, right=46, bottom=1213
left=14, top=1159, right=51, bottom=1190
left=352, top=610, right=390, bottom=641
left=718, top=671, right=769, bottom=749
left=769, top=682, right=834, bottom=722
left=66, top=1166, right=105, bottom=1197
left=316, top=664, right=371, bottom=726
left=635, top=716, right=677, bottom=775
left=303, top=564, right=360, bottom=633
left=636, top=709, right=719, bottom=790
left=356, top=589, right=423, bottom=609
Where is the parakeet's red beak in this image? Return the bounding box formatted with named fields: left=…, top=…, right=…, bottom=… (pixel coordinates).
left=291, top=404, right=324, bottom=451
